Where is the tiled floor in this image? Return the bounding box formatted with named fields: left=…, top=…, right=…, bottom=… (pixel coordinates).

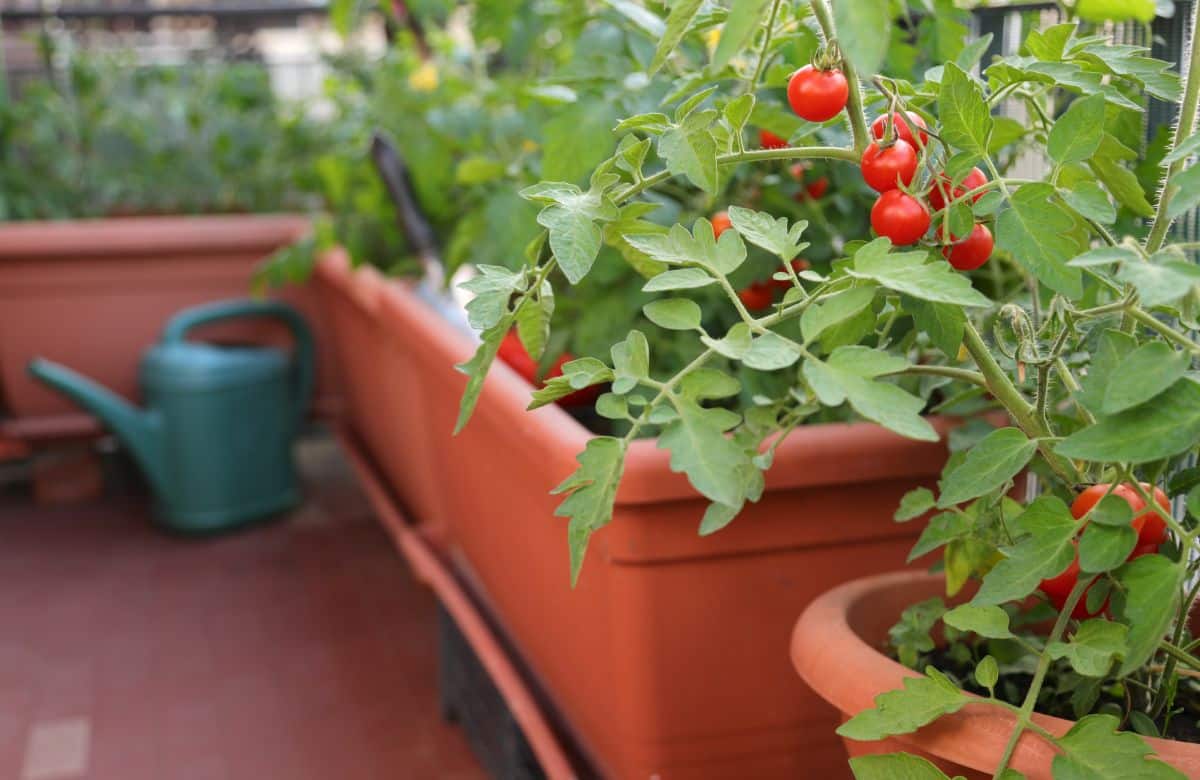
left=0, top=436, right=485, bottom=780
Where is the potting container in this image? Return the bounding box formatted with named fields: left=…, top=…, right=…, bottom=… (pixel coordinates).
left=791, top=570, right=1200, bottom=779
left=316, top=252, right=964, bottom=779
left=0, top=215, right=339, bottom=438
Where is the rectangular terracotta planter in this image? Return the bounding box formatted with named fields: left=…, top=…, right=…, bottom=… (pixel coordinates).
left=315, top=251, right=955, bottom=779
left=0, top=215, right=340, bottom=438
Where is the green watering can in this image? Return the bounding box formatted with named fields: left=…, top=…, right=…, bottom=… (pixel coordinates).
left=29, top=299, right=314, bottom=532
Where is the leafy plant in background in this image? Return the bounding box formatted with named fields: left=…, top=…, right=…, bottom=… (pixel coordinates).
left=0, top=45, right=322, bottom=220
left=455, top=0, right=1200, bottom=775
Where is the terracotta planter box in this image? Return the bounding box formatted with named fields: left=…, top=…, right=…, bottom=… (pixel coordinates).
left=0, top=215, right=340, bottom=438
left=792, top=570, right=1200, bottom=778
left=316, top=252, right=961, bottom=778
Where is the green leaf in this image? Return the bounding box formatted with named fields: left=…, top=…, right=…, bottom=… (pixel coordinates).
left=649, top=0, right=704, bottom=73
left=723, top=93, right=756, bottom=136
left=726, top=206, right=809, bottom=263
left=454, top=321, right=510, bottom=434
left=659, top=110, right=720, bottom=194
left=658, top=399, right=749, bottom=506
left=460, top=265, right=525, bottom=331
left=1164, top=129, right=1200, bottom=165
left=849, top=753, right=954, bottom=780
left=890, top=598, right=947, bottom=667
left=702, top=322, right=753, bottom=359
left=1047, top=620, right=1129, bottom=677
left=611, top=330, right=650, bottom=393
left=906, top=298, right=966, bottom=357
left=938, top=63, right=993, bottom=160
left=895, top=487, right=935, bottom=522
left=1102, top=341, right=1190, bottom=414
left=848, top=239, right=991, bottom=307
left=515, top=284, right=554, bottom=360
left=937, top=428, right=1037, bottom=508
left=801, top=287, right=877, bottom=345
left=1061, top=180, right=1117, bottom=225
left=543, top=100, right=619, bottom=185
left=1116, top=258, right=1200, bottom=307
left=907, top=512, right=971, bottom=562
left=1114, top=554, right=1185, bottom=676
left=742, top=331, right=803, bottom=371
left=643, top=298, right=703, bottom=331
left=1053, top=714, right=1186, bottom=779
left=1166, top=163, right=1200, bottom=220
left=834, top=0, right=891, bottom=77
left=1048, top=94, right=1106, bottom=165
left=712, top=0, right=771, bottom=71
left=528, top=358, right=615, bottom=409
left=552, top=437, right=628, bottom=585
left=1057, top=379, right=1200, bottom=464
left=698, top=501, right=741, bottom=535
left=625, top=221, right=747, bottom=275
left=1089, top=136, right=1155, bottom=217
left=642, top=267, right=716, bottom=291
left=1077, top=329, right=1137, bottom=414
left=679, top=369, right=741, bottom=400
left=1067, top=246, right=1138, bottom=268
left=1076, top=0, right=1156, bottom=23
left=837, top=669, right=967, bottom=741
left=1088, top=495, right=1134, bottom=527
left=1079, top=523, right=1137, bottom=572
left=995, top=183, right=1083, bottom=297
left=804, top=349, right=939, bottom=442
left=973, top=497, right=1077, bottom=605
left=975, top=656, right=999, bottom=692
left=943, top=604, right=1014, bottom=639
left=604, top=0, right=665, bottom=38
left=525, top=182, right=619, bottom=284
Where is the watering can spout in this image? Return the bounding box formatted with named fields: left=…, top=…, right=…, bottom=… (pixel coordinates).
left=27, top=358, right=168, bottom=495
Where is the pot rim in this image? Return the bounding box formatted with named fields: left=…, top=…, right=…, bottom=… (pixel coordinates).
left=790, top=569, right=1200, bottom=777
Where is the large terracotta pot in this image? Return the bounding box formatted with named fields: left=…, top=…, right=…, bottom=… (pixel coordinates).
left=316, top=252, right=962, bottom=779
left=791, top=570, right=1200, bottom=779
left=0, top=215, right=340, bottom=438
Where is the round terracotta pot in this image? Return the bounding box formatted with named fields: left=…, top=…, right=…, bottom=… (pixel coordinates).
left=791, top=570, right=1200, bottom=779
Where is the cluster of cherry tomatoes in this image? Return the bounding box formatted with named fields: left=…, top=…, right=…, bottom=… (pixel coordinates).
left=778, top=64, right=993, bottom=271
left=1039, top=483, right=1171, bottom=619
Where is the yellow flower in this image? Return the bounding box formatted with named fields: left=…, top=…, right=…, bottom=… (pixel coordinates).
left=703, top=27, right=721, bottom=54
left=521, top=139, right=539, bottom=154
left=408, top=62, right=439, bottom=92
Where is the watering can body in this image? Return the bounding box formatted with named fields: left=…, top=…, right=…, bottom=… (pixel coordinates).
left=29, top=300, right=314, bottom=533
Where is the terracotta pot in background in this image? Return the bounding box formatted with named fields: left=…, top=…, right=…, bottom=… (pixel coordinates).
left=791, top=570, right=1200, bottom=779
left=316, top=252, right=973, bottom=779
left=0, top=215, right=340, bottom=439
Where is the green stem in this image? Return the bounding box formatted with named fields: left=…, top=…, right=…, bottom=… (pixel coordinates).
left=748, top=0, right=784, bottom=93
left=891, top=364, right=988, bottom=388
left=808, top=0, right=870, bottom=153
left=1127, top=307, right=1200, bottom=356
left=1146, top=0, right=1200, bottom=254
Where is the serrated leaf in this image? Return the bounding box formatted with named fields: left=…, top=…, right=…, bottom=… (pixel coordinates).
left=679, top=368, right=740, bottom=400
left=1061, top=180, right=1117, bottom=225
left=1057, top=379, right=1200, bottom=464
left=611, top=330, right=650, bottom=393
left=995, top=183, right=1083, bottom=297
left=1079, top=523, right=1137, bottom=572
left=1102, top=341, right=1190, bottom=414
left=848, top=238, right=991, bottom=307
left=1047, top=620, right=1128, bottom=677
left=837, top=669, right=967, bottom=741
left=702, top=322, right=753, bottom=359
left=1053, top=714, right=1186, bottom=779
left=895, top=487, right=936, bottom=522
left=804, top=351, right=939, bottom=441
left=1089, top=136, right=1155, bottom=217
left=973, top=497, right=1077, bottom=605
left=1048, top=93, right=1106, bottom=164
left=515, top=284, right=554, bottom=360
left=975, top=655, right=999, bottom=692
left=1116, top=258, right=1200, bottom=307
left=726, top=206, right=808, bottom=262
left=454, top=322, right=510, bottom=434
left=649, top=0, right=704, bottom=73
left=742, top=331, right=803, bottom=370
left=944, top=604, right=1014, bottom=639
left=625, top=220, right=747, bottom=274
left=834, top=0, right=890, bottom=77
left=1067, top=246, right=1138, bottom=268
left=552, top=437, right=628, bottom=584
left=712, top=0, right=770, bottom=71
left=905, top=297, right=966, bottom=357
left=801, top=286, right=877, bottom=344
left=1114, top=554, right=1185, bottom=676
left=907, top=512, right=970, bottom=562
left=658, top=399, right=749, bottom=506
left=722, top=93, right=756, bottom=136
left=460, top=265, right=525, bottom=331
left=699, top=500, right=742, bottom=535
left=939, top=63, right=993, bottom=160
left=1088, top=495, right=1134, bottom=527
left=526, top=182, right=619, bottom=284
left=937, top=428, right=1037, bottom=508
left=528, top=358, right=615, bottom=409
left=849, top=753, right=954, bottom=780
left=643, top=298, right=703, bottom=330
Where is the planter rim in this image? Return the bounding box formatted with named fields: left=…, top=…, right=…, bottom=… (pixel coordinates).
left=790, top=569, right=1199, bottom=777
left=0, top=214, right=311, bottom=260
left=322, top=250, right=959, bottom=506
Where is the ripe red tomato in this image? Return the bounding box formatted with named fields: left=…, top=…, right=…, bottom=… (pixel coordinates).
left=1128, top=540, right=1162, bottom=561
left=1072, top=483, right=1170, bottom=548
left=870, top=111, right=929, bottom=147
left=795, top=176, right=829, bottom=201
left=771, top=258, right=810, bottom=290
left=871, top=190, right=930, bottom=245
left=941, top=223, right=993, bottom=271
left=860, top=139, right=919, bottom=193
left=497, top=331, right=600, bottom=407
left=928, top=167, right=988, bottom=211
left=738, top=281, right=774, bottom=311
left=789, top=162, right=808, bottom=181
left=787, top=65, right=848, bottom=122
left=1040, top=552, right=1106, bottom=619
left=711, top=211, right=733, bottom=238
left=759, top=129, right=789, bottom=149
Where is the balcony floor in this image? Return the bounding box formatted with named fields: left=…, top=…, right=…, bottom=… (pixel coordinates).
left=0, top=436, right=484, bottom=780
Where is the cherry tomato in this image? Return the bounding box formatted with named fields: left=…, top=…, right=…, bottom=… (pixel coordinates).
left=711, top=211, right=733, bottom=238
left=759, top=129, right=789, bottom=150
left=1039, top=552, right=1106, bottom=620
left=738, top=281, right=774, bottom=311
left=870, top=111, right=929, bottom=148
left=860, top=139, right=919, bottom=193
left=1072, top=483, right=1170, bottom=548
left=940, top=223, right=994, bottom=271
left=770, top=258, right=810, bottom=290
left=1128, top=540, right=1162, bottom=561
left=789, top=162, right=808, bottom=182
left=787, top=65, right=849, bottom=122
left=871, top=190, right=930, bottom=246
left=928, top=167, right=988, bottom=211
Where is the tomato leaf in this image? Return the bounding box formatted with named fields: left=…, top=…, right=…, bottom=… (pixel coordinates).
left=936, top=428, right=1037, bottom=508
left=837, top=668, right=967, bottom=741
left=1052, top=714, right=1186, bottom=779
left=1101, top=341, right=1190, bottom=415
left=804, top=348, right=939, bottom=441
left=938, top=63, right=993, bottom=160
left=643, top=298, right=703, bottom=331
left=895, top=487, right=936, bottom=522
left=834, top=0, right=891, bottom=78
left=1114, top=554, right=1185, bottom=676
left=552, top=437, right=628, bottom=585
left=801, top=287, right=877, bottom=345
left=973, top=496, right=1077, bottom=605
left=712, top=0, right=771, bottom=72
left=847, top=238, right=991, bottom=307
left=454, top=320, right=511, bottom=434
left=657, top=399, right=750, bottom=507
left=649, top=0, right=704, bottom=74
left=943, top=603, right=1014, bottom=639
left=849, top=753, right=954, bottom=780
left=726, top=206, right=809, bottom=263
left=995, top=183, right=1084, bottom=297
left=1047, top=620, right=1129, bottom=677
left=1048, top=93, right=1106, bottom=165
left=1079, top=523, right=1137, bottom=572
left=1057, top=379, right=1200, bottom=464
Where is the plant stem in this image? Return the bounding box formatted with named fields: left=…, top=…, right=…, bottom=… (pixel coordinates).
left=808, top=0, right=870, bottom=153
left=748, top=0, right=784, bottom=93
left=1126, top=306, right=1200, bottom=356
left=890, top=364, right=988, bottom=388
left=1146, top=0, right=1200, bottom=254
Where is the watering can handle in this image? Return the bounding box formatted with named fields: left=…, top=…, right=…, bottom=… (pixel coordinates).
left=162, top=300, right=315, bottom=425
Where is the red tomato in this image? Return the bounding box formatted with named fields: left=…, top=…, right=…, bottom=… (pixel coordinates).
left=1040, top=552, right=1106, bottom=620
left=787, top=65, right=848, bottom=122
left=711, top=211, right=733, bottom=238
left=871, top=190, right=930, bottom=246
left=789, top=162, right=808, bottom=181
left=860, top=139, right=919, bottom=193
left=928, top=167, right=988, bottom=211
left=738, top=281, right=774, bottom=312
left=497, top=331, right=600, bottom=407
left=1128, top=540, right=1162, bottom=561
left=548, top=353, right=604, bottom=407
left=797, top=176, right=829, bottom=200
left=759, top=129, right=789, bottom=149
left=941, top=223, right=994, bottom=271
left=1072, top=483, right=1170, bottom=548
left=870, top=111, right=929, bottom=147
left=770, top=258, right=810, bottom=290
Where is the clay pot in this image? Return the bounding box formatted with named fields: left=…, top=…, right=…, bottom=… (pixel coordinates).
left=316, top=252, right=967, bottom=779
left=0, top=215, right=340, bottom=439
left=791, top=570, right=1200, bottom=779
